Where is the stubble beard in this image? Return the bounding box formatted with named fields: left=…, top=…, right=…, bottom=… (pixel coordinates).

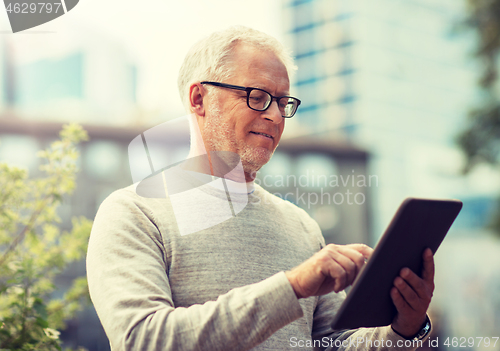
left=204, top=101, right=274, bottom=177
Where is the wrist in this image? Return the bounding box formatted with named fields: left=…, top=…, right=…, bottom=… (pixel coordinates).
left=285, top=270, right=302, bottom=299
left=392, top=315, right=431, bottom=340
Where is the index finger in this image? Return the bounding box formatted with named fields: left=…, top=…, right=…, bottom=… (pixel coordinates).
left=421, top=248, right=434, bottom=284
left=345, top=243, right=373, bottom=260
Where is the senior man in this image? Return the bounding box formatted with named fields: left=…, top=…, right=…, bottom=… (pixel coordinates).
left=87, top=26, right=434, bottom=350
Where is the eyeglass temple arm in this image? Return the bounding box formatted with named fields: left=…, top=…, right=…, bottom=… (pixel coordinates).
left=200, top=81, right=248, bottom=92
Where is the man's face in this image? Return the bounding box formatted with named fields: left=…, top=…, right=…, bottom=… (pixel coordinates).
left=201, top=44, right=289, bottom=180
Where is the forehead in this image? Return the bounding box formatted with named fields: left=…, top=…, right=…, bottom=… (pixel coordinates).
left=227, top=43, right=290, bottom=94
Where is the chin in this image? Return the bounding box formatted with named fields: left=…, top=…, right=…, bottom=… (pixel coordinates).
left=241, top=147, right=273, bottom=174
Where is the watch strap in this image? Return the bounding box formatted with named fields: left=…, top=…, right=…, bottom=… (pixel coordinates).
left=411, top=315, right=431, bottom=341
left=392, top=315, right=431, bottom=341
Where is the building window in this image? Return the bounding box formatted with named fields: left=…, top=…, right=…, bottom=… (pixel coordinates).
left=84, top=141, right=122, bottom=180
left=0, top=134, right=39, bottom=171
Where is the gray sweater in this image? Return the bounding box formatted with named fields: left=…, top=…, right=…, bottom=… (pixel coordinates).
left=87, top=169, right=425, bottom=350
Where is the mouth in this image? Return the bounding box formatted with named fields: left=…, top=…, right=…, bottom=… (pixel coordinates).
left=250, top=131, right=274, bottom=140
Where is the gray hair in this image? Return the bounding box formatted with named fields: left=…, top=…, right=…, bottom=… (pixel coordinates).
left=177, top=25, right=296, bottom=112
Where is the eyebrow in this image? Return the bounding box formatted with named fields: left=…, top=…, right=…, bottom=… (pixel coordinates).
left=251, top=85, right=290, bottom=96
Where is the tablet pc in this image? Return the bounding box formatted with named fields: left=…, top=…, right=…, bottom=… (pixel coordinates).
left=331, top=197, right=463, bottom=330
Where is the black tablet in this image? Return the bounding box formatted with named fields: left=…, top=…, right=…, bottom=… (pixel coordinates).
left=331, top=197, right=463, bottom=330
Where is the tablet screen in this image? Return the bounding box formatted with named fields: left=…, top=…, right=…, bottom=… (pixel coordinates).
left=331, top=197, right=462, bottom=329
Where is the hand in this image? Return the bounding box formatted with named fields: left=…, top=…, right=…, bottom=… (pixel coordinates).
left=285, top=244, right=373, bottom=299
left=391, top=248, right=435, bottom=338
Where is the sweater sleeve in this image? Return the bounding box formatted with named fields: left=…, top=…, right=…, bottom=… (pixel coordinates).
left=86, top=190, right=304, bottom=351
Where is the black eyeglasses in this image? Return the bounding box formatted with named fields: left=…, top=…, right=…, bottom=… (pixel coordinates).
left=200, top=81, right=301, bottom=118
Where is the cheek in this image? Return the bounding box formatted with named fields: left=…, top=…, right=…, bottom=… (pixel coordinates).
left=276, top=123, right=285, bottom=143
left=226, top=104, right=249, bottom=135
left=236, top=126, right=250, bottom=142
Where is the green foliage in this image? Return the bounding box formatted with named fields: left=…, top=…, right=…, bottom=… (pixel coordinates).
left=458, top=0, right=500, bottom=237
left=0, top=124, right=92, bottom=350
left=458, top=0, right=500, bottom=173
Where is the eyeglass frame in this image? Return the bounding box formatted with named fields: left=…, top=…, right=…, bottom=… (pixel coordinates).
left=200, top=81, right=301, bottom=118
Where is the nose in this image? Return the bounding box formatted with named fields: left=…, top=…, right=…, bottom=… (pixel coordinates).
left=261, top=100, right=283, bottom=124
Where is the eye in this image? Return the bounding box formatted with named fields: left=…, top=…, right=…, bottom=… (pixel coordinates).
left=248, top=90, right=271, bottom=109
left=249, top=90, right=266, bottom=100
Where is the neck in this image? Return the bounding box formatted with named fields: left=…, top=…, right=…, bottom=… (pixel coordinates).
left=183, top=149, right=251, bottom=183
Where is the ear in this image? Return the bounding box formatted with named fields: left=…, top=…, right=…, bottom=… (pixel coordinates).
left=189, top=83, right=206, bottom=117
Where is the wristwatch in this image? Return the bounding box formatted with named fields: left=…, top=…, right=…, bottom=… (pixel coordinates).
left=392, top=315, right=432, bottom=341
left=411, top=315, right=431, bottom=341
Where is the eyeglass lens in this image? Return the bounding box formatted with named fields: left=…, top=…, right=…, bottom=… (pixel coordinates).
left=248, top=89, right=297, bottom=117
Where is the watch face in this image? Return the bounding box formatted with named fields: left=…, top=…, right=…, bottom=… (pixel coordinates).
left=414, top=319, right=431, bottom=340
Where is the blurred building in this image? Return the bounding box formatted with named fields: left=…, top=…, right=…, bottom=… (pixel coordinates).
left=261, top=133, right=372, bottom=245
left=13, top=37, right=137, bottom=125
left=283, top=0, right=481, bottom=235
left=282, top=0, right=500, bottom=342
